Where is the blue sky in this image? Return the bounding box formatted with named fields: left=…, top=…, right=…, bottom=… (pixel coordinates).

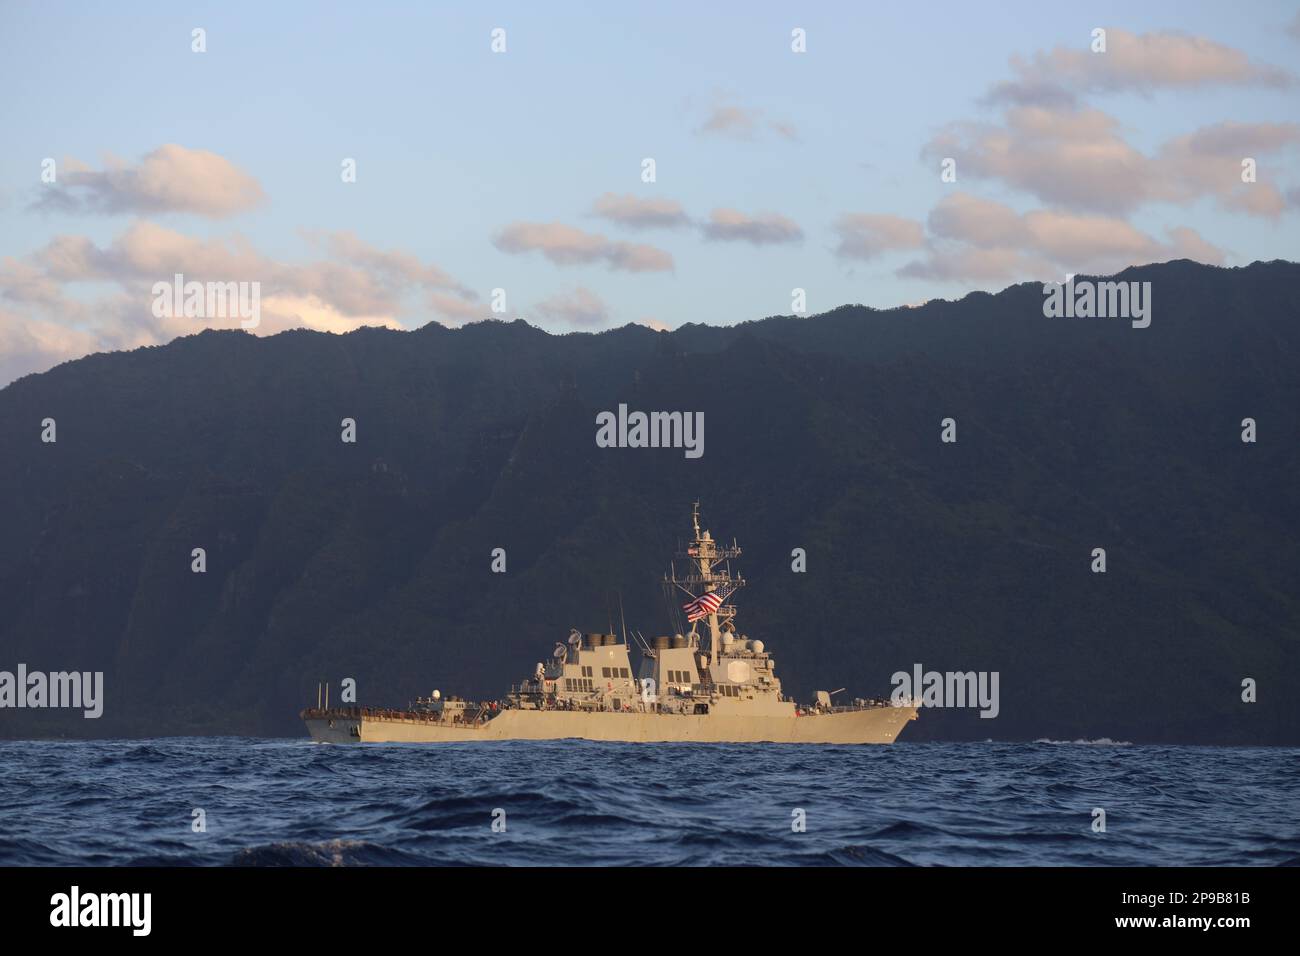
left=1, top=0, right=1297, bottom=383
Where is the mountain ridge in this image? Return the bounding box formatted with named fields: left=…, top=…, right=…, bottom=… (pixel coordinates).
left=1, top=258, right=1297, bottom=742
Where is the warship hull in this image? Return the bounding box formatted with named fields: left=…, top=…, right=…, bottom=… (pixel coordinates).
left=301, top=504, right=920, bottom=746
left=303, top=704, right=919, bottom=745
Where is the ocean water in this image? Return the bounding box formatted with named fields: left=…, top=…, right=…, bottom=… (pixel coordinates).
left=0, top=738, right=1295, bottom=866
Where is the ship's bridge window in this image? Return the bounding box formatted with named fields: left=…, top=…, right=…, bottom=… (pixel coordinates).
left=619, top=668, right=629, bottom=678
left=601, top=667, right=611, bottom=678
left=581, top=666, right=593, bottom=677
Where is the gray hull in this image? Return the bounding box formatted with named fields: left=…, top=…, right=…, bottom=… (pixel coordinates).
left=304, top=705, right=918, bottom=745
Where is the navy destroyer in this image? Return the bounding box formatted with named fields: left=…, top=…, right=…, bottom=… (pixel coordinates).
left=302, top=504, right=918, bottom=744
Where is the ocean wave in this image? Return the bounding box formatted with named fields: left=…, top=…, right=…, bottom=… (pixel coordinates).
left=1033, top=737, right=1132, bottom=746
left=0, top=738, right=1295, bottom=866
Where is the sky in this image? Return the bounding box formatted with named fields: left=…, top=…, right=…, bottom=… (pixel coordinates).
left=1, top=0, right=1298, bottom=385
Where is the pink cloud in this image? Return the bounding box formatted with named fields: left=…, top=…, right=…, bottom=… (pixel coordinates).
left=493, top=221, right=673, bottom=272
left=927, top=109, right=1300, bottom=217
left=533, top=286, right=610, bottom=328
left=591, top=193, right=691, bottom=230
left=899, top=192, right=1226, bottom=281
left=31, top=145, right=265, bottom=218
left=702, top=208, right=803, bottom=245
left=988, top=29, right=1294, bottom=106
left=832, top=214, right=925, bottom=261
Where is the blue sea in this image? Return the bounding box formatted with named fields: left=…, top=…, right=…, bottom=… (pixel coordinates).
left=0, top=739, right=1296, bottom=866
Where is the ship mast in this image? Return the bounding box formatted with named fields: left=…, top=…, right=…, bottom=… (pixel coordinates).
left=678, top=501, right=744, bottom=671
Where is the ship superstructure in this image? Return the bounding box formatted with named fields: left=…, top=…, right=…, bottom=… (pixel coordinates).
left=302, top=504, right=918, bottom=744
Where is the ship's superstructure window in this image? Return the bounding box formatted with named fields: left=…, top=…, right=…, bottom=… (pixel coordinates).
left=619, top=668, right=629, bottom=678
left=581, top=666, right=593, bottom=677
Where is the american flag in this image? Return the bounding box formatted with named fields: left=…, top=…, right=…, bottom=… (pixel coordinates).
left=682, top=586, right=730, bottom=622
left=686, top=545, right=700, bottom=556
